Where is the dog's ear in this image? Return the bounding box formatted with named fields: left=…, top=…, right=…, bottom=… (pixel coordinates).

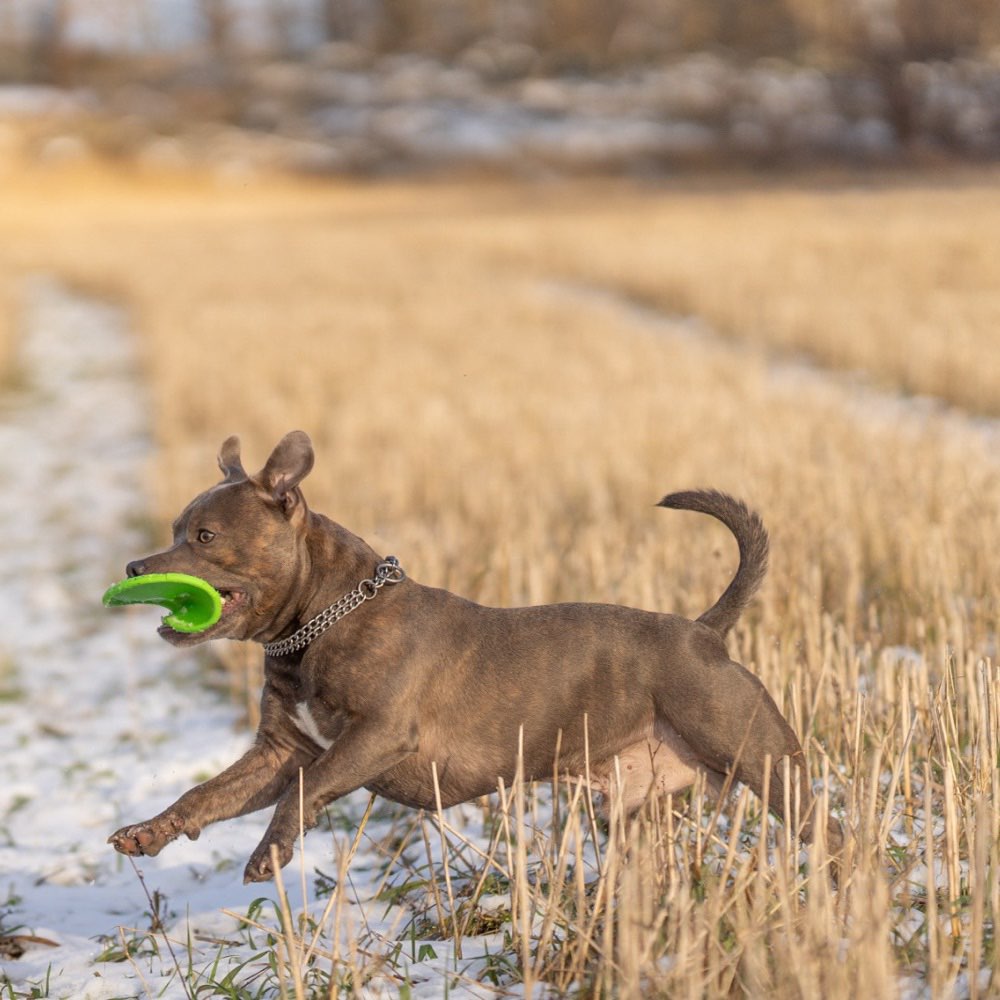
left=218, top=435, right=247, bottom=482
left=257, top=430, right=315, bottom=513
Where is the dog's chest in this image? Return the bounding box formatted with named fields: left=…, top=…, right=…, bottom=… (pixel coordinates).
left=289, top=700, right=334, bottom=750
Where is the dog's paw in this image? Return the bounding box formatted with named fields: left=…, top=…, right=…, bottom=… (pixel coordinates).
left=108, top=814, right=187, bottom=857
left=243, top=841, right=294, bottom=884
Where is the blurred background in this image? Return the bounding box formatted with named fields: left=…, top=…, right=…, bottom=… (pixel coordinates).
left=2, top=0, right=1000, bottom=174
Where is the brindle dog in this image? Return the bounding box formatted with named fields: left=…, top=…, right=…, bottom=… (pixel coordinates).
left=109, top=431, right=842, bottom=883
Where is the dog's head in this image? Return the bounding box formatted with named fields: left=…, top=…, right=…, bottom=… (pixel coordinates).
left=126, top=431, right=315, bottom=646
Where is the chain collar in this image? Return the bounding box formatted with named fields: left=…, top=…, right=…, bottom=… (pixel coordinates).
left=262, top=557, right=405, bottom=657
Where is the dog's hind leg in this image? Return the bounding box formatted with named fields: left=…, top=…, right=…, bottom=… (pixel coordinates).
left=657, top=646, right=843, bottom=857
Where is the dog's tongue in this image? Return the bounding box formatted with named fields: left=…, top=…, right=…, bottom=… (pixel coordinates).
left=102, top=573, right=222, bottom=633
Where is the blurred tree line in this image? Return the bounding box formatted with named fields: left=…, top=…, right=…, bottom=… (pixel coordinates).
left=10, top=0, right=1000, bottom=67
left=5, top=0, right=1000, bottom=145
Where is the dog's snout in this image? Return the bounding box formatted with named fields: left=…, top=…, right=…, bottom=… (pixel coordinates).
left=126, top=560, right=147, bottom=578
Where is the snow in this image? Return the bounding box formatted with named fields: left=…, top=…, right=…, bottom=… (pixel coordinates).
left=535, top=278, right=1000, bottom=460
left=0, top=279, right=365, bottom=996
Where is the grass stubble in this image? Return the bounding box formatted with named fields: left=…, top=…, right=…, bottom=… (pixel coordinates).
left=1, top=161, right=1000, bottom=996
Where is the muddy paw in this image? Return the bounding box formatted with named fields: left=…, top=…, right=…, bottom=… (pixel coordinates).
left=243, top=841, right=293, bottom=884
left=108, top=814, right=185, bottom=857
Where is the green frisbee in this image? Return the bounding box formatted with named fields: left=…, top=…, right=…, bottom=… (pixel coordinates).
left=102, top=573, right=223, bottom=633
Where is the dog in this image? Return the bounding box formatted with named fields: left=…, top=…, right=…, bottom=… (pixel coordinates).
left=109, top=431, right=843, bottom=883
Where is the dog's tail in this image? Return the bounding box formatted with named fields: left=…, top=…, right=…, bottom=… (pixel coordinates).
left=658, top=489, right=769, bottom=638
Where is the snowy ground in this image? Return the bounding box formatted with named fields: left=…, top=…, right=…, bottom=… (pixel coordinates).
left=537, top=278, right=1000, bottom=456
left=0, top=280, right=450, bottom=998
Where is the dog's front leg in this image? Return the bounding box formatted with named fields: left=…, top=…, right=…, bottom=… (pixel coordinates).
left=243, top=716, right=415, bottom=882
left=109, top=736, right=313, bottom=859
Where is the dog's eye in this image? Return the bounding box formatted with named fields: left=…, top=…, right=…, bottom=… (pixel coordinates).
left=196, top=529, right=216, bottom=544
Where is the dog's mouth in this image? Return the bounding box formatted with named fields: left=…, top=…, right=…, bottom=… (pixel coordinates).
left=217, top=588, right=246, bottom=617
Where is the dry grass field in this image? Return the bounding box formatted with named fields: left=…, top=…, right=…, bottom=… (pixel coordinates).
left=2, top=162, right=1000, bottom=996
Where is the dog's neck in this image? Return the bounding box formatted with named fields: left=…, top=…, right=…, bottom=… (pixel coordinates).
left=260, top=514, right=400, bottom=656
left=261, top=555, right=404, bottom=657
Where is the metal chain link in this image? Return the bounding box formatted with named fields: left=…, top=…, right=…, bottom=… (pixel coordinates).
left=262, top=556, right=405, bottom=657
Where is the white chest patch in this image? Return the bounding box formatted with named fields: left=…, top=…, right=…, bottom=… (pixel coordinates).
left=292, top=701, right=333, bottom=750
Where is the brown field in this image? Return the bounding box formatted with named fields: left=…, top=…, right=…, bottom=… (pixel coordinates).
left=3, top=162, right=1000, bottom=996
